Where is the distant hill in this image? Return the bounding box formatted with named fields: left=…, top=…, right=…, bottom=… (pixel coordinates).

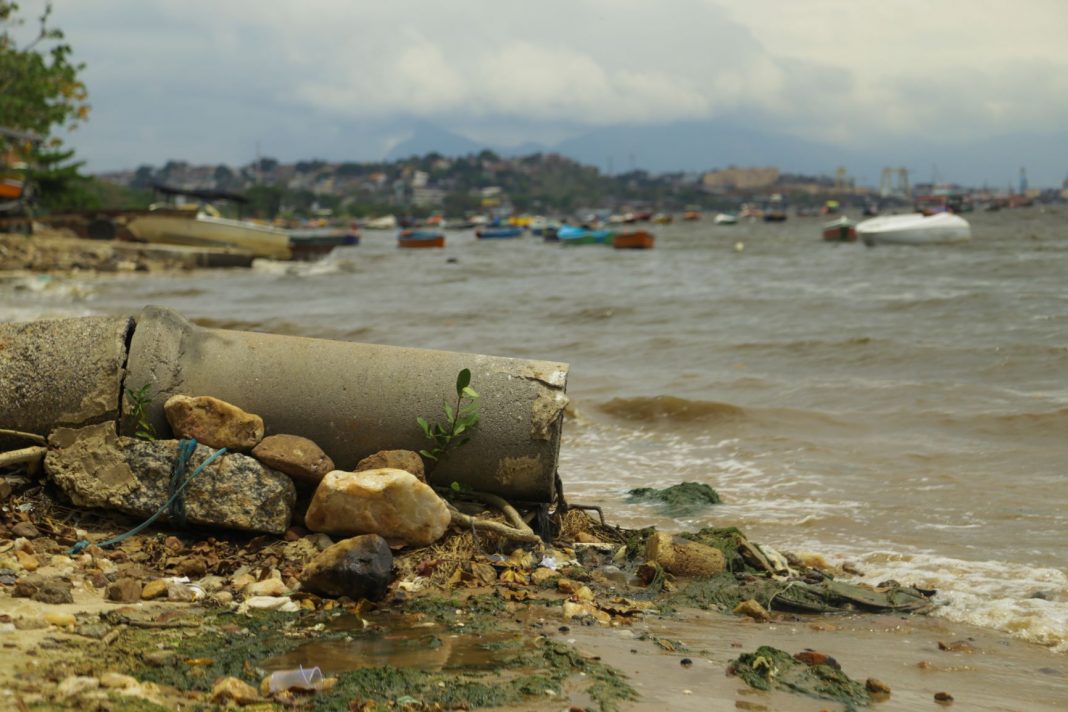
left=382, top=119, right=1068, bottom=188
left=386, top=123, right=483, bottom=160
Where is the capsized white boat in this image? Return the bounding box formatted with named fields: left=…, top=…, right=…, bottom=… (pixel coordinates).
left=127, top=205, right=292, bottom=259
left=856, top=212, right=971, bottom=246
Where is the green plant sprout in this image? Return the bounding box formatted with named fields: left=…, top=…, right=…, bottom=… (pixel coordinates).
left=417, top=368, right=480, bottom=469
left=125, top=383, right=157, bottom=440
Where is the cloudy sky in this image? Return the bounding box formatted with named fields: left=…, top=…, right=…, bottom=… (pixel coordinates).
left=21, top=0, right=1068, bottom=184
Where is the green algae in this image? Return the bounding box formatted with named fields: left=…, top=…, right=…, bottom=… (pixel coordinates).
left=731, top=645, right=870, bottom=710
left=627, top=482, right=721, bottom=515
left=679, top=526, right=755, bottom=573
left=313, top=638, right=636, bottom=711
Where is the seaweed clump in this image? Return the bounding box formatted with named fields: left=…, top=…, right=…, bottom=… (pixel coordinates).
left=729, top=645, right=871, bottom=710
left=627, top=481, right=721, bottom=515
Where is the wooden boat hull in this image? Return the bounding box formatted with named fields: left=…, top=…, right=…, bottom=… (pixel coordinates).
left=126, top=213, right=292, bottom=259
left=398, top=229, right=445, bottom=248
left=558, top=226, right=614, bottom=246
left=613, top=230, right=655, bottom=249
left=857, top=213, right=971, bottom=246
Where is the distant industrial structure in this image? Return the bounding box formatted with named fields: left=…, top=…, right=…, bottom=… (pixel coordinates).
left=879, top=167, right=910, bottom=198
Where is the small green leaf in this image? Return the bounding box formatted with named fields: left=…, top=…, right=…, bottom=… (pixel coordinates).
left=416, top=416, right=431, bottom=437
left=444, top=403, right=455, bottom=422
left=462, top=386, right=479, bottom=399
left=453, top=423, right=466, bottom=436
left=450, top=481, right=461, bottom=492
left=456, top=368, right=472, bottom=395
left=419, top=449, right=438, bottom=461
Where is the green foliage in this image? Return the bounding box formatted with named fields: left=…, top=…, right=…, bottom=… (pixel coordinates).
left=124, top=383, right=157, bottom=441
left=1, top=2, right=91, bottom=211
left=627, top=481, right=722, bottom=515
left=417, top=368, right=480, bottom=469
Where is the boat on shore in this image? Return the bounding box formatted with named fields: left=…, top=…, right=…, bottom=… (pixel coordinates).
left=856, top=212, right=971, bottom=246
left=126, top=207, right=292, bottom=260
left=397, top=229, right=444, bottom=248
left=821, top=216, right=857, bottom=242
left=612, top=230, right=655, bottom=249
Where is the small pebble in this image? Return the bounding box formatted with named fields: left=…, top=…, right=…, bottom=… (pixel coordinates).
left=680, top=657, right=693, bottom=667
left=935, top=691, right=954, bottom=704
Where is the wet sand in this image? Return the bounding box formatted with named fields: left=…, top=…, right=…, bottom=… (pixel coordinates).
left=565, top=607, right=1068, bottom=711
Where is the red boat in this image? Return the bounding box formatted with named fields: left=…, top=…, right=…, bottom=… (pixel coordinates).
left=821, top=216, right=857, bottom=242
left=613, top=230, right=655, bottom=249
left=398, top=229, right=445, bottom=248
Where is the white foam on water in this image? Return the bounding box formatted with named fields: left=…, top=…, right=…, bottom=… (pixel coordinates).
left=793, top=544, right=1068, bottom=652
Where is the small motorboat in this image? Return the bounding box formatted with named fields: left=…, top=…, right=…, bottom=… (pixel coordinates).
left=713, top=212, right=738, bottom=225
left=821, top=216, right=857, bottom=242
left=475, top=226, right=524, bottom=239
left=651, top=213, right=673, bottom=224
left=288, top=225, right=360, bottom=260
left=397, top=229, right=445, bottom=248
left=682, top=210, right=701, bottom=221
left=856, top=212, right=971, bottom=246
left=557, top=225, right=614, bottom=246
left=612, top=230, right=655, bottom=249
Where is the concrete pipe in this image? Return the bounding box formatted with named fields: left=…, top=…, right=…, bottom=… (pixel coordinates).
left=0, top=306, right=568, bottom=502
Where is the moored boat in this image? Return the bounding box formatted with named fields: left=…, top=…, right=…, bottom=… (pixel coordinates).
left=557, top=225, right=614, bottom=246
left=397, top=229, right=445, bottom=248
left=821, top=216, right=857, bottom=242
left=682, top=210, right=701, bottom=221
left=856, top=212, right=971, bottom=246
left=475, top=226, right=524, bottom=239
left=651, top=213, right=673, bottom=224
left=713, top=212, right=738, bottom=225
left=288, top=225, right=360, bottom=260
left=612, top=230, right=655, bottom=249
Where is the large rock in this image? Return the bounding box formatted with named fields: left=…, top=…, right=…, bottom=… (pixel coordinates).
left=45, top=423, right=294, bottom=535
left=299, top=534, right=393, bottom=601
left=305, top=469, right=450, bottom=546
left=252, top=434, right=334, bottom=487
left=645, top=531, right=726, bottom=577
left=163, top=394, right=264, bottom=450
left=355, top=450, right=426, bottom=483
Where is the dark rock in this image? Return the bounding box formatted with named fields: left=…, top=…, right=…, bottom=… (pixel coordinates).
left=45, top=424, right=295, bottom=535
left=11, top=521, right=40, bottom=538
left=252, top=434, right=334, bottom=487
left=106, top=578, right=142, bottom=603
left=299, top=534, right=393, bottom=601
left=14, top=576, right=74, bottom=604
left=355, top=450, right=426, bottom=483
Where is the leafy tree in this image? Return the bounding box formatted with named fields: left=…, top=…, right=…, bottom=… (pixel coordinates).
left=1, top=2, right=91, bottom=212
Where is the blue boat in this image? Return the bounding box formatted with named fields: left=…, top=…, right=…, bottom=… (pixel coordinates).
left=476, top=226, right=524, bottom=239
left=557, top=225, right=614, bottom=245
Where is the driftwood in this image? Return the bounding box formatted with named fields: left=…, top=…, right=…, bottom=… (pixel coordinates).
left=441, top=487, right=542, bottom=544
left=0, top=446, right=47, bottom=468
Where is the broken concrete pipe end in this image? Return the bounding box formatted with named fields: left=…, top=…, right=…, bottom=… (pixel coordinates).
left=0, top=305, right=569, bottom=502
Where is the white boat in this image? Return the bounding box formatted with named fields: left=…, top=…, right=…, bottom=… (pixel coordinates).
left=856, top=212, right=971, bottom=246
left=126, top=206, right=292, bottom=259
left=713, top=212, right=738, bottom=225
left=364, top=214, right=398, bottom=230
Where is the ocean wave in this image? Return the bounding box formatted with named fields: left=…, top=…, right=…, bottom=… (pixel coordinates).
left=597, top=395, right=746, bottom=423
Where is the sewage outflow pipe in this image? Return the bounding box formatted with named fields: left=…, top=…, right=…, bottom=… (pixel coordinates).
left=0, top=306, right=569, bottom=503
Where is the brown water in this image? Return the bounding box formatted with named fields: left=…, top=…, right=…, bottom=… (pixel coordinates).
left=3, top=208, right=1066, bottom=653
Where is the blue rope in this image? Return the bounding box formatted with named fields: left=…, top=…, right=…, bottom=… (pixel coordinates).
left=68, top=438, right=228, bottom=555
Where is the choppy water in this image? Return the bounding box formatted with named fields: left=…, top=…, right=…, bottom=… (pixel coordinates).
left=3, top=208, right=1067, bottom=651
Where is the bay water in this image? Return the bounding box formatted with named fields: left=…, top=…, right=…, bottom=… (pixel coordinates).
left=3, top=208, right=1066, bottom=652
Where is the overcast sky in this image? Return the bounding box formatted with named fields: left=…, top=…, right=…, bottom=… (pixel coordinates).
left=23, top=0, right=1068, bottom=183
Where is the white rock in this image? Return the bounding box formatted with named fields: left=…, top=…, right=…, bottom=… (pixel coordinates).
left=57, top=676, right=100, bottom=698
left=305, top=468, right=450, bottom=546
left=245, top=579, right=290, bottom=597
left=238, top=596, right=299, bottom=613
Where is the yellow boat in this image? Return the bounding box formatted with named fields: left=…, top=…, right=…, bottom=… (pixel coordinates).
left=127, top=204, right=292, bottom=260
